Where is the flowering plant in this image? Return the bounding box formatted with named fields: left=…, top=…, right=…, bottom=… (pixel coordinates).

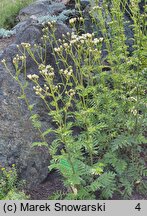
left=2, top=0, right=147, bottom=199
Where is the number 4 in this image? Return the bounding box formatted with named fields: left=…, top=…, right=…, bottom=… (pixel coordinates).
left=135, top=203, right=141, bottom=211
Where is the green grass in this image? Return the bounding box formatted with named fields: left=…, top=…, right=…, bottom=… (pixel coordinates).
left=0, top=0, right=35, bottom=29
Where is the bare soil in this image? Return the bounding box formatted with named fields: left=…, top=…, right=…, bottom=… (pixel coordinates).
left=25, top=171, right=65, bottom=200
left=25, top=171, right=147, bottom=200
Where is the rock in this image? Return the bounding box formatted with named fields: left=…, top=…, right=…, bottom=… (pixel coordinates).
left=0, top=0, right=100, bottom=188
left=19, top=1, right=66, bottom=21
left=16, top=23, right=42, bottom=44
left=0, top=59, right=55, bottom=187
left=0, top=0, right=75, bottom=39
left=19, top=1, right=51, bottom=21
left=0, top=19, right=71, bottom=187
left=20, top=147, right=52, bottom=186
left=2, top=22, right=71, bottom=89
left=13, top=17, right=38, bottom=33
left=80, top=0, right=90, bottom=9
left=37, top=9, right=76, bottom=24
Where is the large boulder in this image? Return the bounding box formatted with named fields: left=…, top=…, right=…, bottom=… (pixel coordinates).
left=19, top=0, right=66, bottom=21
left=0, top=61, right=53, bottom=187
left=3, top=20, right=71, bottom=77
left=0, top=17, right=71, bottom=187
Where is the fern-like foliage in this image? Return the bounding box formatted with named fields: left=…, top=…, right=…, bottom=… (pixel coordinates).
left=89, top=172, right=116, bottom=199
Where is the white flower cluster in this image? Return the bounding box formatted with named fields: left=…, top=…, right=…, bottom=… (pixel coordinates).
left=27, top=74, right=39, bottom=80
left=33, top=85, right=43, bottom=95
left=128, top=97, right=137, bottom=102
left=54, top=42, right=70, bottom=52
left=38, top=63, right=46, bottom=70
left=33, top=83, right=52, bottom=96
left=42, top=27, right=49, bottom=33
left=92, top=6, right=102, bottom=10
left=1, top=59, right=6, bottom=64
left=39, top=64, right=55, bottom=78
left=71, top=32, right=93, bottom=41
left=129, top=106, right=137, bottom=116
left=44, top=84, right=49, bottom=91
left=41, top=34, right=50, bottom=41
left=20, top=43, right=31, bottom=48
left=47, top=20, right=56, bottom=28
left=12, top=54, right=26, bottom=64
left=70, top=32, right=103, bottom=47
left=59, top=66, right=73, bottom=77
left=54, top=32, right=103, bottom=53
left=65, top=89, right=76, bottom=97
left=42, top=21, right=56, bottom=31
left=93, top=37, right=103, bottom=44
left=69, top=17, right=84, bottom=25
left=54, top=46, right=63, bottom=53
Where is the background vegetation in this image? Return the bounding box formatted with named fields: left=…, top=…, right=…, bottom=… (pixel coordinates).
left=0, top=0, right=35, bottom=29
left=0, top=165, right=28, bottom=200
